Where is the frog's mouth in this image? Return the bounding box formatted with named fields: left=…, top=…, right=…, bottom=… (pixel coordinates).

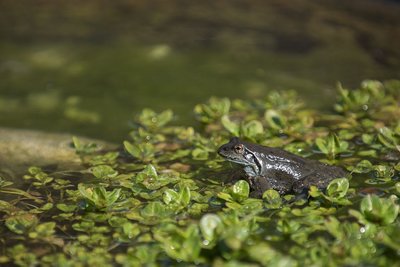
left=220, top=150, right=262, bottom=175
left=222, top=155, right=249, bottom=166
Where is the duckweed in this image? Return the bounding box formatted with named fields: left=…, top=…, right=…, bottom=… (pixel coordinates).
left=1, top=80, right=399, bottom=266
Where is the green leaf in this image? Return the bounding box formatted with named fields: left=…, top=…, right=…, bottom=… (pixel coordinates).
left=163, top=189, right=179, bottom=205
left=217, top=192, right=234, bottom=202
left=326, top=178, right=349, bottom=199
left=29, top=222, right=56, bottom=239
left=0, top=188, right=44, bottom=204
left=378, top=127, right=398, bottom=149
left=315, top=138, right=328, bottom=154
left=142, top=164, right=158, bottom=177
left=264, top=109, right=287, bottom=130
left=25, top=166, right=54, bottom=187
left=199, top=214, right=222, bottom=245
left=361, top=80, right=384, bottom=94
left=77, top=184, right=121, bottom=210
left=263, top=189, right=282, bottom=209
left=156, top=109, right=174, bottom=128
left=124, top=141, right=155, bottom=162
left=5, top=213, right=39, bottom=234
left=396, top=182, right=400, bottom=195
left=179, top=186, right=191, bottom=207
left=0, top=200, right=18, bottom=214
left=277, top=219, right=300, bottom=234
left=373, top=165, right=394, bottom=179
left=56, top=203, right=77, bottom=213
left=122, top=222, right=140, bottom=239
left=315, top=133, right=348, bottom=159
left=155, top=224, right=202, bottom=262
left=137, top=108, right=173, bottom=129
left=194, top=97, right=230, bottom=123
left=0, top=176, right=13, bottom=188
left=361, top=133, right=375, bottom=145
left=350, top=160, right=374, bottom=174
left=72, top=136, right=98, bottom=154
left=37, top=203, right=54, bottom=212
left=308, top=185, right=321, bottom=197
left=72, top=221, right=96, bottom=232
left=124, top=140, right=140, bottom=158
left=91, top=165, right=118, bottom=179
left=140, top=201, right=167, bottom=218
left=360, top=194, right=399, bottom=225
left=231, top=180, right=250, bottom=202
left=191, top=148, right=209, bottom=161
left=163, top=186, right=191, bottom=209
left=135, top=164, right=170, bottom=190
left=6, top=244, right=38, bottom=266
left=106, top=188, right=122, bottom=206
left=241, top=120, right=264, bottom=139
left=221, top=115, right=240, bottom=136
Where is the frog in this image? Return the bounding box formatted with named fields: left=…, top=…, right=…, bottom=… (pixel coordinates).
left=218, top=137, right=348, bottom=196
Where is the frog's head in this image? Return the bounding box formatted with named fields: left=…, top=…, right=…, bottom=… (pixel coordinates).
left=218, top=137, right=262, bottom=175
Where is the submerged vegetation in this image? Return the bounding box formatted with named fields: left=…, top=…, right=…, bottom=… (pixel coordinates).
left=1, top=80, right=400, bottom=266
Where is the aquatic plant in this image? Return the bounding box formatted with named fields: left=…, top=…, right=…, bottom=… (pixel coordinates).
left=0, top=80, right=399, bottom=266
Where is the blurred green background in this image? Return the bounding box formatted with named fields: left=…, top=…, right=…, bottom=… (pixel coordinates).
left=0, top=0, right=399, bottom=142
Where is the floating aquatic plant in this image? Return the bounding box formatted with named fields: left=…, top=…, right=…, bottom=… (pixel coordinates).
left=0, top=80, right=399, bottom=266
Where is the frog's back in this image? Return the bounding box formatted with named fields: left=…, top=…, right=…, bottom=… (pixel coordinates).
left=242, top=141, right=309, bottom=165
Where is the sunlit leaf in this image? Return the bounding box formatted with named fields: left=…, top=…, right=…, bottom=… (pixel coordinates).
left=199, top=214, right=222, bottom=245
left=231, top=180, right=250, bottom=202
left=360, top=194, right=399, bottom=225
left=221, top=115, right=240, bottom=136
left=263, top=189, right=282, bottom=209
left=326, top=178, right=349, bottom=199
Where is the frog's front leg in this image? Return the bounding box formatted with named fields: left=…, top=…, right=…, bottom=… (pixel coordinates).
left=248, top=173, right=293, bottom=197
left=248, top=175, right=273, bottom=198
left=226, top=169, right=247, bottom=184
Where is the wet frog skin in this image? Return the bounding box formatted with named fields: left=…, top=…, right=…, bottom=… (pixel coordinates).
left=218, top=137, right=348, bottom=196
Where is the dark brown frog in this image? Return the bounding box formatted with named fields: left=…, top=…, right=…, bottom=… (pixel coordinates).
left=218, top=137, right=348, bottom=196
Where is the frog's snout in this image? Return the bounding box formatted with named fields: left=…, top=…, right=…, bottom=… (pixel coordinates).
left=217, top=145, right=228, bottom=156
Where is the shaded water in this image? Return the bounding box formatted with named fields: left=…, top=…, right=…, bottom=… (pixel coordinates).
left=0, top=0, right=399, bottom=141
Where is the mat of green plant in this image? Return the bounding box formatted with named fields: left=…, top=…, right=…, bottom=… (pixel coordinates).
left=1, top=80, right=399, bottom=266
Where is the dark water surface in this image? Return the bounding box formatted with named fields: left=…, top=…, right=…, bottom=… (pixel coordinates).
left=0, top=0, right=399, bottom=141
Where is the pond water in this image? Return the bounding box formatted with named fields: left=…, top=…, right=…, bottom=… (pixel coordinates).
left=0, top=0, right=399, bottom=142
left=1, top=2, right=400, bottom=266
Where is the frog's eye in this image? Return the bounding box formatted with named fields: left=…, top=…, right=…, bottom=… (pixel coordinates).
left=234, top=144, right=244, bottom=154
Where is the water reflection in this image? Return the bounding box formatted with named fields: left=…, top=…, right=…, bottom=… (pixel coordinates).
left=0, top=0, right=399, bottom=141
